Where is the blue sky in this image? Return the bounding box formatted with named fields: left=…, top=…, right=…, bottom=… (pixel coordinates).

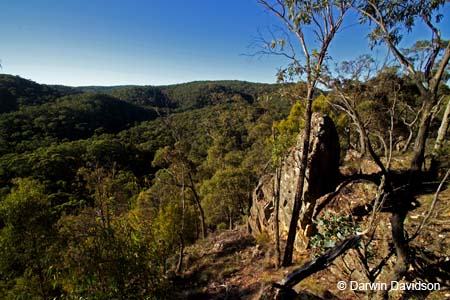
left=0, top=1, right=448, bottom=86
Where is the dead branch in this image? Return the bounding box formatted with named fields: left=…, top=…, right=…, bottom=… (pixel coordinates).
left=409, top=168, right=450, bottom=241
left=313, top=173, right=381, bottom=220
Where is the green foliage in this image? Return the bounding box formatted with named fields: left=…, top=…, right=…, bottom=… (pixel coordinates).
left=0, top=88, right=17, bottom=114
left=56, top=167, right=168, bottom=299
left=109, top=85, right=173, bottom=108
left=269, top=100, right=305, bottom=164
left=0, top=93, right=157, bottom=155
left=0, top=70, right=447, bottom=297
left=201, top=166, right=254, bottom=228
left=356, top=0, right=447, bottom=48
left=57, top=208, right=168, bottom=299
left=0, top=178, right=57, bottom=299
left=152, top=201, right=197, bottom=258
left=160, top=80, right=280, bottom=111
left=310, top=212, right=361, bottom=255
left=77, top=80, right=280, bottom=112
left=268, top=93, right=344, bottom=165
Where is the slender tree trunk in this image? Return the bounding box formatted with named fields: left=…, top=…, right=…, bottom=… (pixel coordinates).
left=282, top=87, right=314, bottom=267
left=32, top=237, right=48, bottom=300
left=177, top=171, right=186, bottom=273
left=378, top=94, right=436, bottom=299
left=188, top=173, right=207, bottom=239
left=387, top=96, right=396, bottom=170
left=410, top=94, right=434, bottom=172
left=434, top=97, right=450, bottom=152
left=176, top=239, right=184, bottom=273
left=401, top=104, right=422, bottom=153
left=345, top=127, right=351, bottom=152
left=431, top=97, right=450, bottom=173
left=274, top=167, right=282, bottom=269
left=376, top=210, right=409, bottom=300
left=357, top=125, right=367, bottom=157
left=402, top=128, right=414, bottom=153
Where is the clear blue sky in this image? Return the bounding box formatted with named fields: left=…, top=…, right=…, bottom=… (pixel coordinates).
left=1, top=1, right=448, bottom=86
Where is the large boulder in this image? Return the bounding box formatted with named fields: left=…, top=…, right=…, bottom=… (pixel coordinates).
left=249, top=113, right=340, bottom=251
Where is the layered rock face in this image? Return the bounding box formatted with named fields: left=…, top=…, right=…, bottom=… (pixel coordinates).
left=249, top=113, right=340, bottom=251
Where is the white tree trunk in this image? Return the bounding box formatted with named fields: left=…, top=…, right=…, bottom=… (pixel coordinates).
left=434, top=97, right=450, bottom=153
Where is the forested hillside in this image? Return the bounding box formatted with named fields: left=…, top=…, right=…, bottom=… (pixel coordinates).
left=0, top=74, right=292, bottom=299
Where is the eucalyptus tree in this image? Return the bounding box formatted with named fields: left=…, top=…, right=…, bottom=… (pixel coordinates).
left=348, top=2, right=450, bottom=297
left=257, top=0, right=351, bottom=266
left=353, top=0, right=450, bottom=173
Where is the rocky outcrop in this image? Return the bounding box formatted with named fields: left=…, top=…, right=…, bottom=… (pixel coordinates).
left=249, top=113, right=340, bottom=251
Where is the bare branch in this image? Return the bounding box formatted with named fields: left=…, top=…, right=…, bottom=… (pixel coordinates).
left=430, top=94, right=446, bottom=123
left=409, top=169, right=450, bottom=241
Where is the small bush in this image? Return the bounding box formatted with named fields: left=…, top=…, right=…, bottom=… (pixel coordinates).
left=310, top=212, right=360, bottom=255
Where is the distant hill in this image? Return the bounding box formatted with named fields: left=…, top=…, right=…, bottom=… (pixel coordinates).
left=0, top=92, right=157, bottom=155
left=0, top=74, right=281, bottom=114
left=0, top=74, right=79, bottom=113
left=75, top=85, right=139, bottom=93
left=0, top=74, right=284, bottom=155
left=78, top=80, right=281, bottom=111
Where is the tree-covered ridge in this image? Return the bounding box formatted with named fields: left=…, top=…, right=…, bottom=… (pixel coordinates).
left=0, top=93, right=158, bottom=155
left=158, top=80, right=281, bottom=110
left=95, top=80, right=281, bottom=111
left=0, top=75, right=78, bottom=113
left=0, top=76, right=283, bottom=156
left=0, top=74, right=281, bottom=114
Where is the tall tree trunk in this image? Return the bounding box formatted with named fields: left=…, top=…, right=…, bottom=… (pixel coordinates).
left=188, top=173, right=207, bottom=239
left=401, top=128, right=414, bottom=153
left=282, top=87, right=313, bottom=267
left=177, top=171, right=186, bottom=273
left=376, top=210, right=409, bottom=300
left=431, top=97, right=450, bottom=173
left=357, top=124, right=367, bottom=157
left=274, top=167, right=282, bottom=269
left=434, top=97, right=450, bottom=152
left=32, top=237, right=48, bottom=300
left=176, top=239, right=184, bottom=273
left=379, top=94, right=437, bottom=299
left=410, top=94, right=434, bottom=172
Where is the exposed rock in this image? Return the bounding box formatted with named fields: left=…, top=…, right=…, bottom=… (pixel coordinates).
left=213, top=242, right=224, bottom=252
left=249, top=113, right=340, bottom=251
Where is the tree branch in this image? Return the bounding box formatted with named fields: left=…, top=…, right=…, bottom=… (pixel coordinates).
left=409, top=168, right=450, bottom=241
